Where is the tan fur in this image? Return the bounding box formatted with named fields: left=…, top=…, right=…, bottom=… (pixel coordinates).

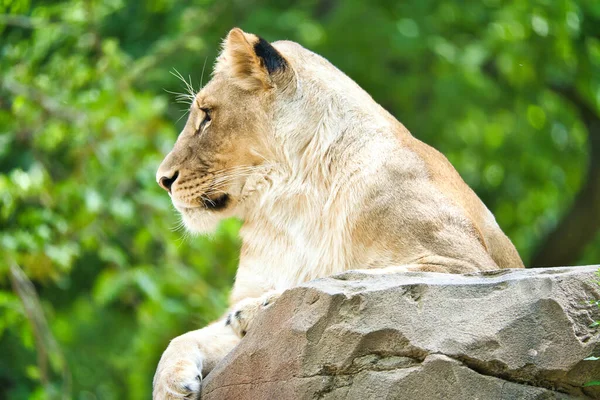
left=215, top=28, right=274, bottom=91
left=153, top=28, right=524, bottom=399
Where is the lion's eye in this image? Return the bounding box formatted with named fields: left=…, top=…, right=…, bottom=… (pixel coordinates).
left=201, top=108, right=211, bottom=123
left=196, top=108, right=212, bottom=133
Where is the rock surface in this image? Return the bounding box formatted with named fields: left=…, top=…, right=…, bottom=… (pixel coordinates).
left=202, top=266, right=600, bottom=399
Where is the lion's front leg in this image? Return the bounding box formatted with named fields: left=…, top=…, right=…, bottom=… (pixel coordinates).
left=152, top=321, right=239, bottom=400
left=225, top=290, right=281, bottom=338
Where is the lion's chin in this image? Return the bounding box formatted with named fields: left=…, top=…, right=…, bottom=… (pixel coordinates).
left=179, top=207, right=225, bottom=234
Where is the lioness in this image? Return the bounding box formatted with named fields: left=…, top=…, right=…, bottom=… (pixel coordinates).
left=153, top=28, right=524, bottom=399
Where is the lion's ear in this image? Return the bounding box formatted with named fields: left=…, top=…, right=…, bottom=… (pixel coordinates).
left=216, top=28, right=288, bottom=91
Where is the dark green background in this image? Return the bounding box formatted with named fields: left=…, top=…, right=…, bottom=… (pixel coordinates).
left=1, top=0, right=599, bottom=398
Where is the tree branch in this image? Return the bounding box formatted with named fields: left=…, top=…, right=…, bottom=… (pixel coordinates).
left=1, top=78, right=86, bottom=123
left=0, top=14, right=45, bottom=29
left=530, top=85, right=600, bottom=266
left=482, top=61, right=600, bottom=266
left=9, top=262, right=72, bottom=399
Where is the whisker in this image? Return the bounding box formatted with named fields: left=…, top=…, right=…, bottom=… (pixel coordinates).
left=163, top=89, right=194, bottom=108
left=170, top=218, right=186, bottom=232
left=187, top=74, right=195, bottom=98
left=171, top=210, right=192, bottom=247
left=210, top=169, right=261, bottom=177
left=201, top=195, right=216, bottom=207
left=210, top=165, right=265, bottom=175
left=204, top=188, right=228, bottom=196
left=170, top=68, right=197, bottom=105
left=210, top=173, right=260, bottom=185
left=176, top=110, right=189, bottom=124
left=175, top=230, right=191, bottom=248
left=200, top=56, right=208, bottom=89
left=170, top=69, right=187, bottom=88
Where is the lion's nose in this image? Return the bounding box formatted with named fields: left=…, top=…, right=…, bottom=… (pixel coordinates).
left=158, top=171, right=179, bottom=193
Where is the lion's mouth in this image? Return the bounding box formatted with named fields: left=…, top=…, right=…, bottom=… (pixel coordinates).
left=201, top=193, right=230, bottom=211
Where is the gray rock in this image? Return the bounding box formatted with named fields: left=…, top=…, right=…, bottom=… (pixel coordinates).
left=201, top=266, right=600, bottom=399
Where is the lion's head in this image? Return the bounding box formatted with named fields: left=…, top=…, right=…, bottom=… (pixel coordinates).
left=156, top=28, right=299, bottom=232
left=157, top=28, right=375, bottom=233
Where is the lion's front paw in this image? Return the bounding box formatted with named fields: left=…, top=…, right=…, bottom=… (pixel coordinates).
left=225, top=291, right=281, bottom=338
left=153, top=333, right=204, bottom=400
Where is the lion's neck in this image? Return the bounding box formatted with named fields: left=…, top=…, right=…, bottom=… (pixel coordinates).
left=237, top=130, right=397, bottom=290
left=239, top=194, right=353, bottom=289
left=235, top=87, right=403, bottom=289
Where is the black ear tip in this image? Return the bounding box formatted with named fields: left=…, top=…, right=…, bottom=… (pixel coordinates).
left=254, top=37, right=287, bottom=74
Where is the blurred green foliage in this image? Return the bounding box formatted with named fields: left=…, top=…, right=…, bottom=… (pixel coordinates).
left=1, top=0, right=599, bottom=398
